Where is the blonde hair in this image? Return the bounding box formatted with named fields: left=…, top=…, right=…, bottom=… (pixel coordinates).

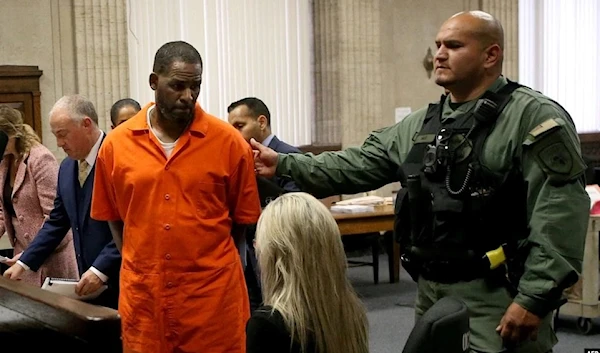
left=0, top=105, right=40, bottom=157
left=255, top=192, right=369, bottom=353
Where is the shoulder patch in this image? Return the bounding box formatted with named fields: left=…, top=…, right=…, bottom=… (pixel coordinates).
left=523, top=118, right=586, bottom=184
left=538, top=142, right=573, bottom=175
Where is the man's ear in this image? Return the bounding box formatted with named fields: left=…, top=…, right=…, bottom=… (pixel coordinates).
left=257, top=115, right=268, bottom=130
left=484, top=44, right=502, bottom=69
left=82, top=116, right=93, bottom=128
left=149, top=73, right=158, bottom=90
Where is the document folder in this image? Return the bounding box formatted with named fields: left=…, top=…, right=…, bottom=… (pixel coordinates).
left=41, top=277, right=107, bottom=301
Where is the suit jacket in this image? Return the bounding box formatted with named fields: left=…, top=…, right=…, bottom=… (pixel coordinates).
left=267, top=136, right=301, bottom=192
left=0, top=144, right=79, bottom=286
left=245, top=136, right=301, bottom=273
left=19, top=138, right=121, bottom=308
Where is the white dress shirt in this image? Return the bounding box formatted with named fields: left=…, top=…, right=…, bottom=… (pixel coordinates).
left=261, top=133, right=275, bottom=148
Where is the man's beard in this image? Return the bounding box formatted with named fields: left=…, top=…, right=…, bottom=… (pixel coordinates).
left=156, top=98, right=194, bottom=124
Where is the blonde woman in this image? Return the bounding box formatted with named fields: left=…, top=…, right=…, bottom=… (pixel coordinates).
left=248, top=192, right=369, bottom=353
left=0, top=105, right=78, bottom=286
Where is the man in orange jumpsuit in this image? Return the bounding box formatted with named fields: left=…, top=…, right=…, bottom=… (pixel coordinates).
left=91, top=41, right=261, bottom=353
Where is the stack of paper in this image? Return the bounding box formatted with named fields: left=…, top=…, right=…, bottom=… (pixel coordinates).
left=41, top=277, right=107, bottom=301
left=335, top=196, right=385, bottom=206
left=382, top=196, right=394, bottom=205
left=330, top=204, right=375, bottom=214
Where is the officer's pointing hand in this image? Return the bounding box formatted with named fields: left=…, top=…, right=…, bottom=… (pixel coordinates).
left=250, top=138, right=278, bottom=178
left=496, top=302, right=541, bottom=345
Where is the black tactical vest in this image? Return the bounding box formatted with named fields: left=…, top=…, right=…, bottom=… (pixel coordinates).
left=394, top=81, right=529, bottom=282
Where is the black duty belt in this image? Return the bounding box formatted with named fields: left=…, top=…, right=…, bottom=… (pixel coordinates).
left=419, top=259, right=489, bottom=283
left=412, top=245, right=510, bottom=284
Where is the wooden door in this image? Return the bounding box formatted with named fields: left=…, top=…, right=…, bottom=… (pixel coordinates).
left=0, top=66, right=43, bottom=140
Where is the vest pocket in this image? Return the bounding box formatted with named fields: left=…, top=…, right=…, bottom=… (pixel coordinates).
left=431, top=188, right=464, bottom=213
left=430, top=186, right=468, bottom=247
left=393, top=188, right=410, bottom=244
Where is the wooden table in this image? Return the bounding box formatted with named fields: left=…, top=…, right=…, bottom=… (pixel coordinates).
left=332, top=205, right=400, bottom=283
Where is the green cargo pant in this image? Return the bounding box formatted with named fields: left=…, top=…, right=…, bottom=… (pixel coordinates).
left=415, top=276, right=556, bottom=353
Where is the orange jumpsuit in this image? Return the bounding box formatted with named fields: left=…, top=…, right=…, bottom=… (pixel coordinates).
left=91, top=103, right=261, bottom=353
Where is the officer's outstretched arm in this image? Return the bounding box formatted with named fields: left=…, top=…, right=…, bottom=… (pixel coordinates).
left=515, top=115, right=590, bottom=318
left=276, top=124, right=416, bottom=198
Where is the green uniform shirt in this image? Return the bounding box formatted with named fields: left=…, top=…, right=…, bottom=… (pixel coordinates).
left=277, top=76, right=590, bottom=315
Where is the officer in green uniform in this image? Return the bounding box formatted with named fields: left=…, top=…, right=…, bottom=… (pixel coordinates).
left=252, top=10, right=589, bottom=353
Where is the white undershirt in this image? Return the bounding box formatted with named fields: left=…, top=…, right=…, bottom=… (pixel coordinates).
left=147, top=105, right=178, bottom=158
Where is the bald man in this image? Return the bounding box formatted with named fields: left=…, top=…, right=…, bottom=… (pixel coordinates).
left=252, top=11, right=588, bottom=353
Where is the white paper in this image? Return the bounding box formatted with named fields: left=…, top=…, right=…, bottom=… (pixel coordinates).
left=395, top=107, right=412, bottom=124
left=330, top=205, right=375, bottom=214
left=335, top=196, right=385, bottom=206
left=41, top=277, right=108, bottom=301
left=0, top=255, right=8, bottom=263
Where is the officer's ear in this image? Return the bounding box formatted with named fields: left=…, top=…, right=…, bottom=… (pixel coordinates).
left=483, top=44, right=501, bottom=69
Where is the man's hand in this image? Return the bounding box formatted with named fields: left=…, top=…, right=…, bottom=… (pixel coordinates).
left=496, top=302, right=542, bottom=345
left=4, top=252, right=22, bottom=267
left=250, top=138, right=278, bottom=178
left=75, top=270, right=104, bottom=296
left=3, top=263, right=25, bottom=280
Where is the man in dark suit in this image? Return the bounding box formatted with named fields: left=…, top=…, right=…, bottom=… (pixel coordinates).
left=3, top=94, right=121, bottom=309
left=228, top=97, right=301, bottom=194
left=227, top=97, right=302, bottom=311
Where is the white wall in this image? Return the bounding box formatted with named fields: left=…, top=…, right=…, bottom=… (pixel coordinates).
left=0, top=0, right=78, bottom=156
left=127, top=0, right=314, bottom=146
